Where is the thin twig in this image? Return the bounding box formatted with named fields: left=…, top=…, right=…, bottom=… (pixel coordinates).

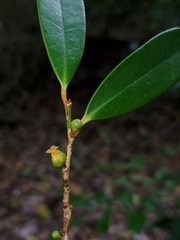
left=61, top=89, right=74, bottom=240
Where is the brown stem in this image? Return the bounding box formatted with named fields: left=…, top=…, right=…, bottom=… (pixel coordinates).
left=61, top=88, right=74, bottom=240
left=61, top=131, right=74, bottom=239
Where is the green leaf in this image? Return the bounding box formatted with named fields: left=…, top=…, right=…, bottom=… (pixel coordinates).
left=37, top=0, right=86, bottom=88
left=115, top=191, right=133, bottom=209
left=82, top=28, right=180, bottom=124
left=127, top=210, right=146, bottom=233
left=140, top=196, right=157, bottom=211
left=95, top=210, right=110, bottom=233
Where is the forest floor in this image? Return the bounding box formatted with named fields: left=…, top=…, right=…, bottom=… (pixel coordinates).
left=0, top=73, right=179, bottom=240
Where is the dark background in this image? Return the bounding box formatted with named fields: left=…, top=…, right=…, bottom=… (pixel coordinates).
left=0, top=0, right=180, bottom=240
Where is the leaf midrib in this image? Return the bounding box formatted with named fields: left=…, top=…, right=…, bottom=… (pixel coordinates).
left=59, top=0, right=67, bottom=83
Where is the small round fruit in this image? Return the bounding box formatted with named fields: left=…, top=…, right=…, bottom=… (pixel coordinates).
left=71, top=119, right=82, bottom=131
left=46, top=146, right=66, bottom=168
left=51, top=151, right=66, bottom=168
left=52, top=230, right=61, bottom=239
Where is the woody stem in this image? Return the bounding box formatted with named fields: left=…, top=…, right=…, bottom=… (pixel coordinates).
left=61, top=87, right=74, bottom=240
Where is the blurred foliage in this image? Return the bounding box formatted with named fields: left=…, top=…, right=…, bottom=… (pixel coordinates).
left=0, top=0, right=45, bottom=104
left=0, top=0, right=179, bottom=38
left=84, top=0, right=180, bottom=39
left=66, top=155, right=180, bottom=238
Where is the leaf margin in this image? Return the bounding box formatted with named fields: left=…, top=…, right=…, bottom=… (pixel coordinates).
left=81, top=27, right=180, bottom=124
left=37, top=0, right=86, bottom=88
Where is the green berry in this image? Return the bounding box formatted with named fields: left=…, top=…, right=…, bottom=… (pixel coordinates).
left=51, top=151, right=66, bottom=168
left=71, top=119, right=82, bottom=131
left=52, top=230, right=61, bottom=239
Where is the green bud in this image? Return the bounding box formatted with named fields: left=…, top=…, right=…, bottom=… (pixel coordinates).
left=52, top=230, right=61, bottom=239
left=71, top=119, right=82, bottom=132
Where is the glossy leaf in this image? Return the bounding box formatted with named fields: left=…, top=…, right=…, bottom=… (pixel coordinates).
left=37, top=0, right=86, bottom=87
left=82, top=28, right=180, bottom=124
